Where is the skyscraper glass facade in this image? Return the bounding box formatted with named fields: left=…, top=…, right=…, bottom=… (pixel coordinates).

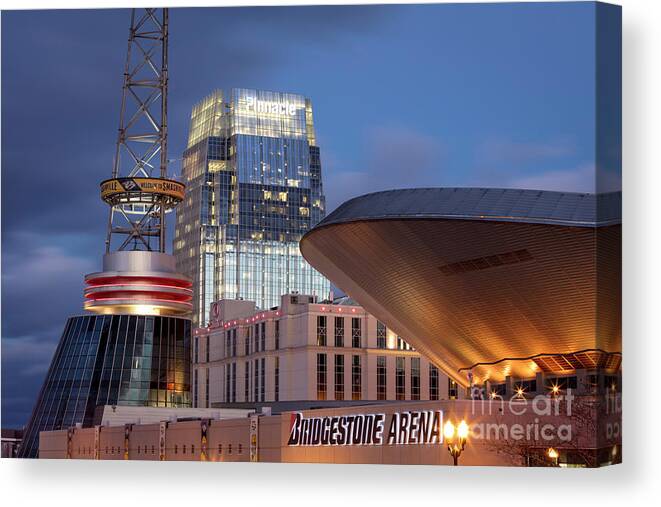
left=19, top=315, right=191, bottom=458
left=174, top=88, right=330, bottom=326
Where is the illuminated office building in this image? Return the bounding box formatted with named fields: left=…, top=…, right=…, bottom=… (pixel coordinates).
left=174, top=89, right=330, bottom=326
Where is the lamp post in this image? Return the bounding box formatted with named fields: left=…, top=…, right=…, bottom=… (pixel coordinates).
left=546, top=447, right=559, bottom=467
left=443, top=419, right=469, bottom=466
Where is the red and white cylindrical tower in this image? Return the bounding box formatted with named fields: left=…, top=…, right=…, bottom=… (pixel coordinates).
left=84, top=251, right=192, bottom=316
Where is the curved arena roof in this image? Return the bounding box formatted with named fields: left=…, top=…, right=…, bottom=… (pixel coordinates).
left=301, top=188, right=621, bottom=386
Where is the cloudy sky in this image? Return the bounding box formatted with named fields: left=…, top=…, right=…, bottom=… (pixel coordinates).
left=1, top=3, right=620, bottom=428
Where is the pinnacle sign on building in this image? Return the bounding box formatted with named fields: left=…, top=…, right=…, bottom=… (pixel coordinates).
left=287, top=410, right=443, bottom=447
left=245, top=96, right=297, bottom=116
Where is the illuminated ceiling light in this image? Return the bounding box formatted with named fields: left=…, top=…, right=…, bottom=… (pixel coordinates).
left=547, top=447, right=559, bottom=460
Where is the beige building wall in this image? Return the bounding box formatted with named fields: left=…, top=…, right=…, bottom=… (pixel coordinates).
left=193, top=294, right=454, bottom=407
left=40, top=396, right=621, bottom=466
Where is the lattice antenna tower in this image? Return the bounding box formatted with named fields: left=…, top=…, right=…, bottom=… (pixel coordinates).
left=103, top=8, right=180, bottom=253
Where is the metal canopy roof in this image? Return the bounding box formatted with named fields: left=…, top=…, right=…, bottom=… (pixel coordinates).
left=317, top=188, right=621, bottom=229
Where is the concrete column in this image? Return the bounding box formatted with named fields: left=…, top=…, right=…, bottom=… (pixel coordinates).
left=535, top=372, right=545, bottom=396
left=505, top=375, right=514, bottom=398
left=484, top=380, right=492, bottom=400
left=576, top=368, right=589, bottom=395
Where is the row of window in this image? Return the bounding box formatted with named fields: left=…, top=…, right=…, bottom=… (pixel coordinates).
left=199, top=354, right=447, bottom=404
left=317, top=354, right=442, bottom=401
left=221, top=358, right=267, bottom=403
left=316, top=316, right=362, bottom=348
left=196, top=317, right=415, bottom=366
left=81, top=442, right=244, bottom=457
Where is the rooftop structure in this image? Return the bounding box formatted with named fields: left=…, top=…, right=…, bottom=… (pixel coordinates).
left=301, top=188, right=622, bottom=387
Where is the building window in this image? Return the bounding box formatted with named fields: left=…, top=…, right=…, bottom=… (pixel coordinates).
left=244, top=361, right=249, bottom=402
left=244, top=328, right=250, bottom=356
left=261, top=322, right=266, bottom=352
left=218, top=443, right=222, bottom=455
left=514, top=379, right=537, bottom=395
left=254, top=324, right=259, bottom=352
left=205, top=335, right=210, bottom=362
left=275, top=320, right=280, bottom=350
left=448, top=379, right=458, bottom=399
left=225, top=364, right=231, bottom=402
left=274, top=356, right=280, bottom=402
left=605, top=375, right=620, bottom=392
left=254, top=359, right=259, bottom=402
left=316, top=353, right=327, bottom=400
left=377, top=356, right=387, bottom=400
left=411, top=358, right=420, bottom=400
left=429, top=364, right=439, bottom=401
left=194, top=337, right=199, bottom=363
left=193, top=369, right=199, bottom=407
left=205, top=367, right=210, bottom=407
left=334, top=354, right=344, bottom=400
left=396, top=357, right=406, bottom=400
left=351, top=355, right=361, bottom=400
left=225, top=332, right=230, bottom=358
left=231, top=362, right=237, bottom=403
left=351, top=318, right=361, bottom=348
left=586, top=374, right=599, bottom=393
left=334, top=317, right=344, bottom=347
left=316, top=316, right=327, bottom=346
left=376, top=321, right=386, bottom=349
left=231, top=329, right=237, bottom=357
left=260, top=357, right=265, bottom=402
left=492, top=383, right=506, bottom=396
left=397, top=336, right=413, bottom=351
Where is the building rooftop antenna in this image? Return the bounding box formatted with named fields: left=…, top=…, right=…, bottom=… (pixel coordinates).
left=102, top=8, right=181, bottom=253
left=84, top=7, right=192, bottom=317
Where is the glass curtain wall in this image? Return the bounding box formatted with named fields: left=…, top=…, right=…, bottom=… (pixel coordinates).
left=19, top=315, right=191, bottom=458
left=175, top=89, right=330, bottom=326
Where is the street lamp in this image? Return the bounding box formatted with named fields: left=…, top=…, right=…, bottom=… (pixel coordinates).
left=444, top=419, right=469, bottom=466
left=546, top=447, right=559, bottom=466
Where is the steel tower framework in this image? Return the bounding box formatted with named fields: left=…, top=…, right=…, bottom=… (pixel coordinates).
left=104, top=8, right=172, bottom=253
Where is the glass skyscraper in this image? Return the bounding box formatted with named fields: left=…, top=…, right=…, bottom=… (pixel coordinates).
left=175, top=88, right=331, bottom=326
left=19, top=315, right=191, bottom=458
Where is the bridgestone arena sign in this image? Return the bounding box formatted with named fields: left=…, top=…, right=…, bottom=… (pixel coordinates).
left=287, top=410, right=443, bottom=447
